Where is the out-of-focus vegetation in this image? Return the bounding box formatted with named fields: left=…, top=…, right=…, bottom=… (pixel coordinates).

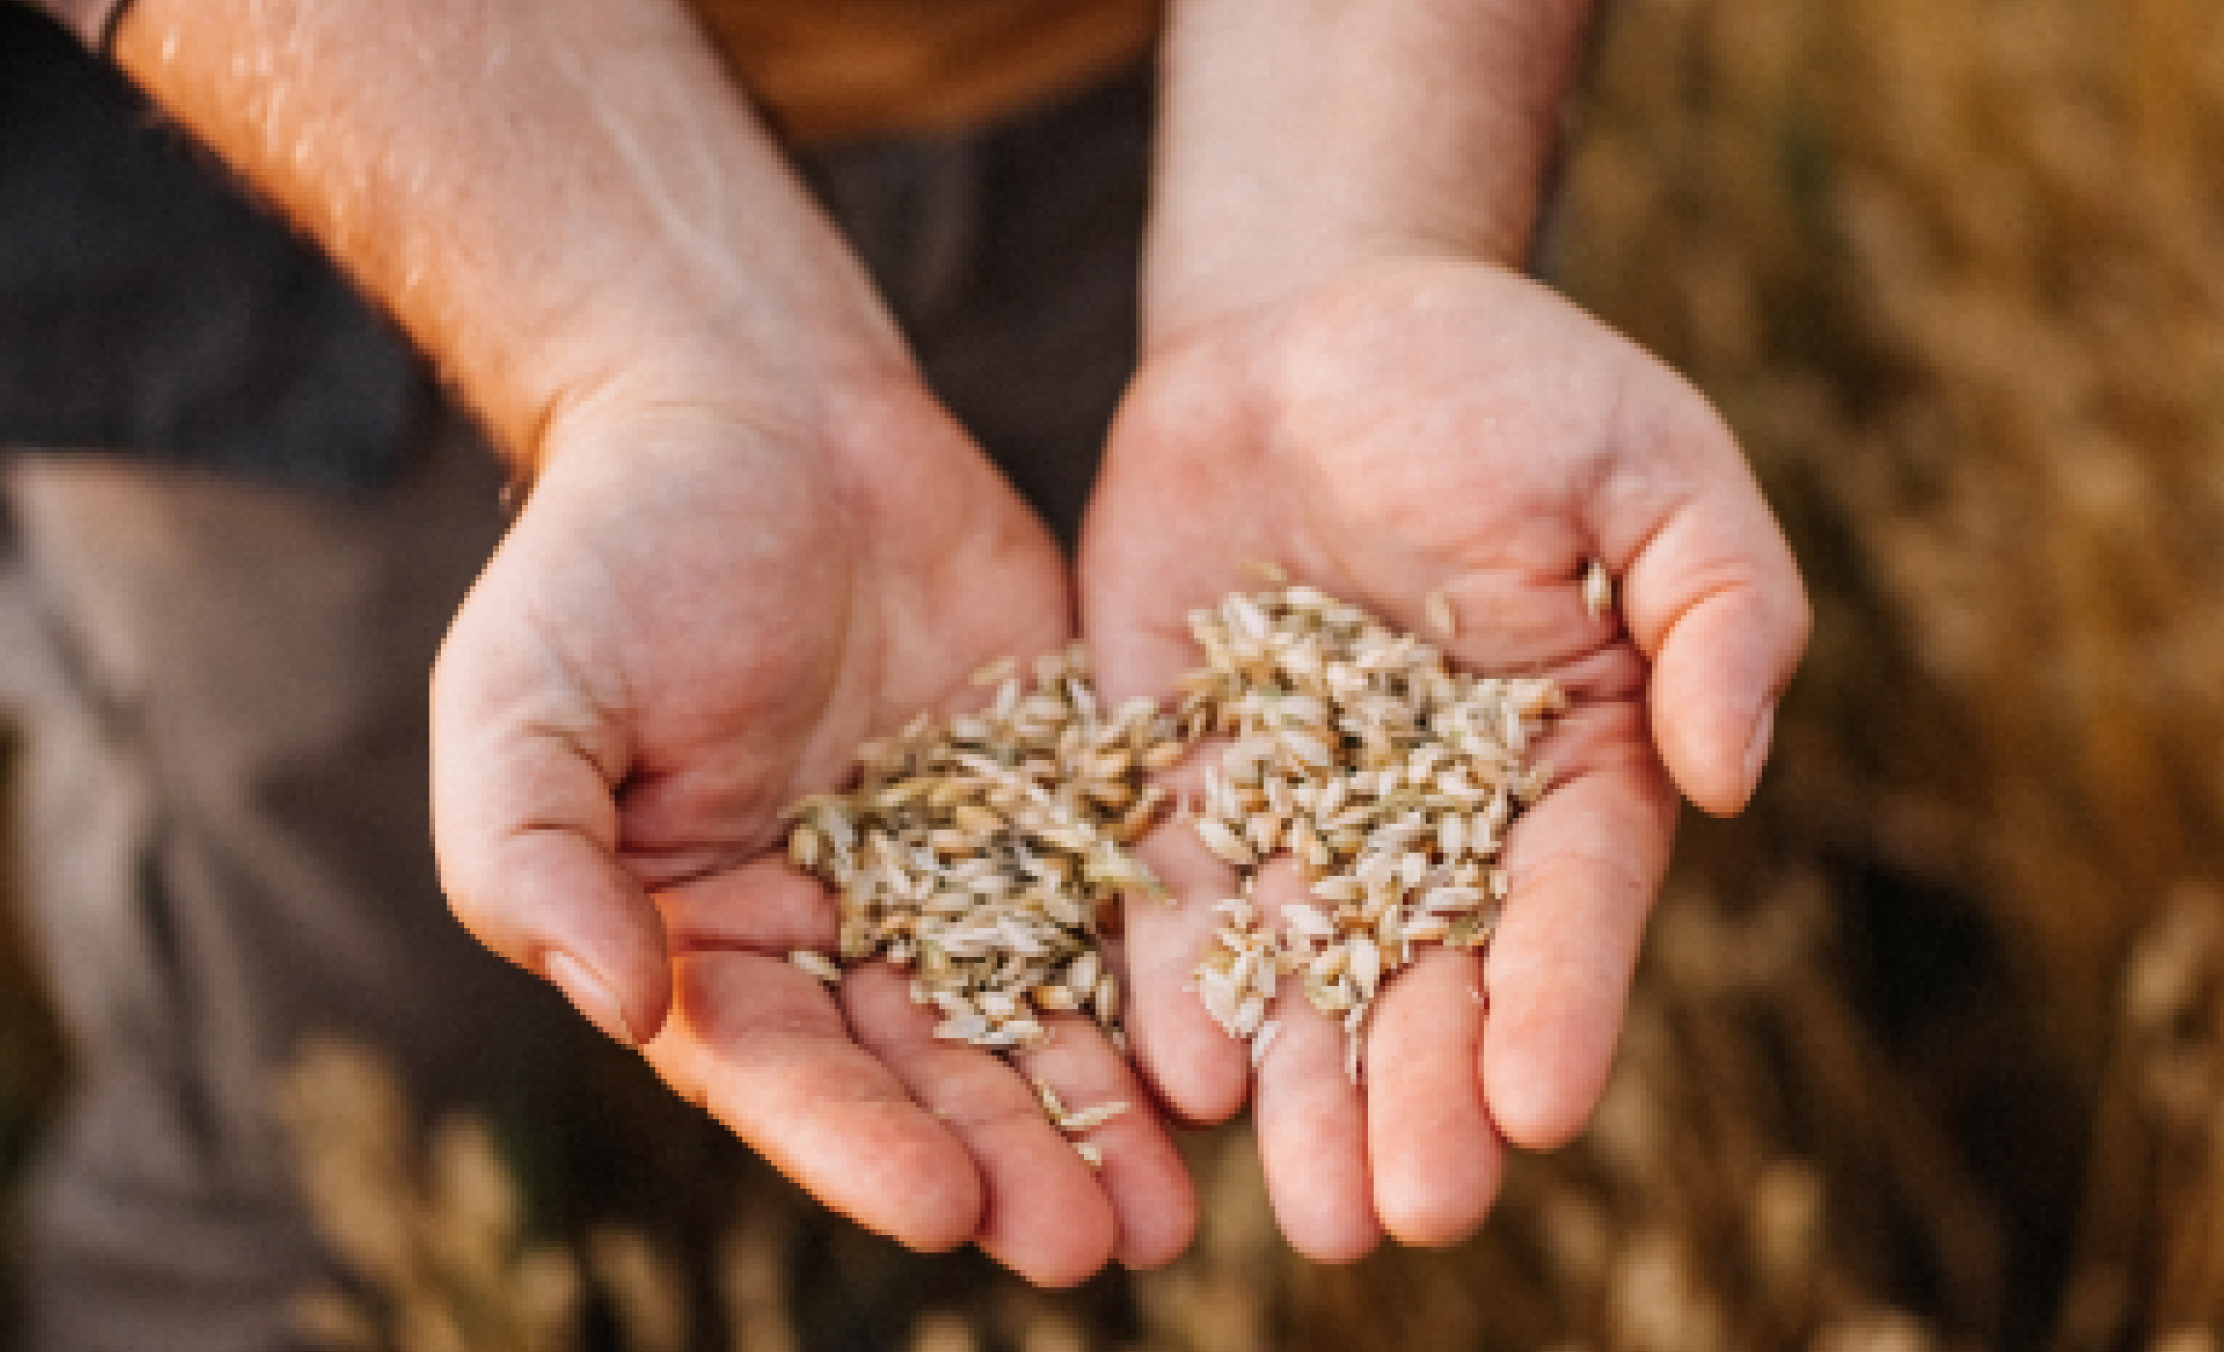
left=0, top=724, right=65, bottom=1336
left=9, top=0, right=2224, bottom=1348
left=0, top=727, right=60, bottom=1184
left=1558, top=0, right=2224, bottom=1069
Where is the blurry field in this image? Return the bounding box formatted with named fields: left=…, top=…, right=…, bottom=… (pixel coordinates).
left=9, top=0, right=2224, bottom=1348
left=0, top=724, right=65, bottom=1335
left=0, top=727, right=56, bottom=1173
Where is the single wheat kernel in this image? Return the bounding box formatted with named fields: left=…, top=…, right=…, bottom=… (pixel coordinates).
left=1583, top=557, right=1613, bottom=620
left=1195, top=816, right=1256, bottom=867
left=1032, top=1076, right=1067, bottom=1120
left=1425, top=589, right=1458, bottom=641
left=1057, top=1101, right=1130, bottom=1133
left=1251, top=1017, right=1284, bottom=1067
left=788, top=950, right=841, bottom=984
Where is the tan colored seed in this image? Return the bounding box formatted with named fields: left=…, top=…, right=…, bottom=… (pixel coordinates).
left=1251, top=1017, right=1283, bottom=1067
left=943, top=802, right=999, bottom=839
left=1583, top=558, right=1613, bottom=620
left=1403, top=914, right=1451, bottom=944
left=1283, top=903, right=1333, bottom=942
left=1032, top=1076, right=1067, bottom=1120
left=1194, top=816, right=1256, bottom=868
left=1212, top=896, right=1258, bottom=928
left=1057, top=1101, right=1130, bottom=1133
left=1425, top=589, right=1458, bottom=641
left=788, top=950, right=841, bottom=984
left=1348, top=939, right=1383, bottom=997
left=935, top=1013, right=990, bottom=1043
left=787, top=824, right=823, bottom=872
left=1312, top=874, right=1365, bottom=904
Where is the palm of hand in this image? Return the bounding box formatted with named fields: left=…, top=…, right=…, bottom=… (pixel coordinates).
left=432, top=386, right=1194, bottom=1283
left=1081, top=260, right=1807, bottom=1259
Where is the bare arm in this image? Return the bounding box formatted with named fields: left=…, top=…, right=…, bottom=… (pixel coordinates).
left=1145, top=0, right=1594, bottom=338
left=109, top=0, right=906, bottom=466
left=1087, top=0, right=1807, bottom=1261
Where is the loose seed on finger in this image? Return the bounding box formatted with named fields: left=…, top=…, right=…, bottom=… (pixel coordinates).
left=1583, top=557, right=1614, bottom=621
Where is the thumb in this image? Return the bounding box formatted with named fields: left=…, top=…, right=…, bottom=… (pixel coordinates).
left=431, top=632, right=673, bottom=1047
left=1612, top=393, right=1810, bottom=817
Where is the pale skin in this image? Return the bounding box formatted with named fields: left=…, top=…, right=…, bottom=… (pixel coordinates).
left=106, top=0, right=1807, bottom=1282
left=1090, top=0, right=1808, bottom=1260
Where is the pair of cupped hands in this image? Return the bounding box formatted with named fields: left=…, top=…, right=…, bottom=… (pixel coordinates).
left=429, top=259, right=1809, bottom=1284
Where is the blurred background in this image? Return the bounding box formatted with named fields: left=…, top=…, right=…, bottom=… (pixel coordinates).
left=8, top=0, right=2224, bottom=1347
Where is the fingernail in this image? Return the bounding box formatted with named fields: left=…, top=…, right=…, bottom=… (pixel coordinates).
left=546, top=949, right=636, bottom=1048
left=1738, top=702, right=1778, bottom=801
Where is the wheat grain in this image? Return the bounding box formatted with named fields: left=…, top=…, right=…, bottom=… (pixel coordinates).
left=1583, top=558, right=1614, bottom=621
left=788, top=951, right=841, bottom=985
left=1425, top=589, right=1458, bottom=641
left=1177, top=586, right=1566, bottom=1080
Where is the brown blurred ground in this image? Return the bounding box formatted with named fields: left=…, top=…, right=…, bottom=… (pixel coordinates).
left=0, top=711, right=68, bottom=1327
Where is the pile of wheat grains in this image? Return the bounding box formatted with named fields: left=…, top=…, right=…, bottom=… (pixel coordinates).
left=782, top=584, right=1567, bottom=1127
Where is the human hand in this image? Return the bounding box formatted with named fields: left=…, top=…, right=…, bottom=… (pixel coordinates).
left=431, top=375, right=1195, bottom=1284
left=101, top=0, right=1197, bottom=1285
left=1079, top=258, right=1809, bottom=1261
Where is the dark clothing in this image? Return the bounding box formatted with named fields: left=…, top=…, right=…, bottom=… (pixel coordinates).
left=0, top=8, right=430, bottom=495
left=17, top=0, right=114, bottom=48
left=0, top=4, right=1147, bottom=538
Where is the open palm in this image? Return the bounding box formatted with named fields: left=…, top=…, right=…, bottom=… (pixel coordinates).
left=431, top=380, right=1194, bottom=1283
left=1081, top=260, right=1809, bottom=1261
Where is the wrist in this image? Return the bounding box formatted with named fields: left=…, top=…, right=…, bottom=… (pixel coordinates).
left=1142, top=0, right=1593, bottom=344
left=510, top=279, right=915, bottom=491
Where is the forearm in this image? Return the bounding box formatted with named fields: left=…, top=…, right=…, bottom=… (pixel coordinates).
left=20, top=0, right=124, bottom=46
left=1144, top=0, right=1595, bottom=340
left=108, top=0, right=908, bottom=469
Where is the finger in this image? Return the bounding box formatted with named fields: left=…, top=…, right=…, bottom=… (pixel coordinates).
left=841, top=965, right=1120, bottom=1287
left=432, top=672, right=671, bottom=1047
left=1250, top=858, right=1381, bottom=1264
left=1480, top=726, right=1677, bottom=1148
left=1364, top=944, right=1503, bottom=1246
left=1120, top=763, right=1254, bottom=1125
left=1608, top=384, right=1811, bottom=816
left=653, top=853, right=836, bottom=956
left=656, top=849, right=1191, bottom=1271
left=1008, top=1013, right=1199, bottom=1271
left=645, top=949, right=983, bottom=1253
left=1389, top=566, right=1617, bottom=676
